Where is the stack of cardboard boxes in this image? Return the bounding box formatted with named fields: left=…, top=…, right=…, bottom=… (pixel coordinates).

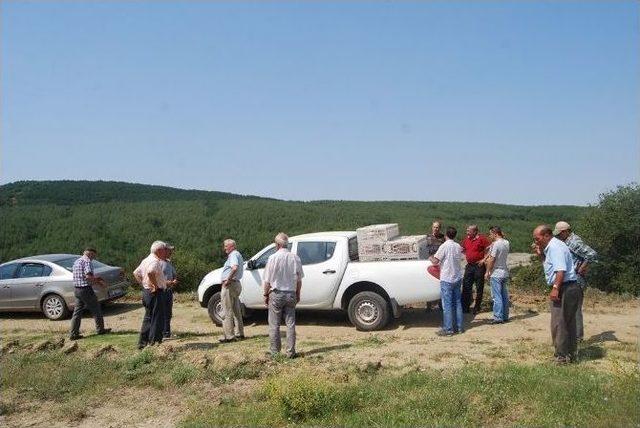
left=356, top=224, right=428, bottom=262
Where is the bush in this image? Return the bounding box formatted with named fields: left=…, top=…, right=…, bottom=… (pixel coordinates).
left=510, top=258, right=547, bottom=290
left=577, top=184, right=640, bottom=295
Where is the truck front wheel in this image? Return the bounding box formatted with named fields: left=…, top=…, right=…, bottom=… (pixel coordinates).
left=347, top=291, right=390, bottom=331
left=207, top=291, right=224, bottom=326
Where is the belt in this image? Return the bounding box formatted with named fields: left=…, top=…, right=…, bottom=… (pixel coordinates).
left=272, top=289, right=295, bottom=294
left=562, top=281, right=577, bottom=285
left=75, top=286, right=92, bottom=289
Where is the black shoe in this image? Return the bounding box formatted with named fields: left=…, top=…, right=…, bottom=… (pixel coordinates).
left=436, top=330, right=454, bottom=337
left=472, top=308, right=480, bottom=315
left=490, top=319, right=504, bottom=325
left=138, top=343, right=147, bottom=350
left=97, top=328, right=112, bottom=335
left=286, top=352, right=299, bottom=359
left=218, top=337, right=236, bottom=343
left=69, top=334, right=84, bottom=341
left=235, top=335, right=246, bottom=341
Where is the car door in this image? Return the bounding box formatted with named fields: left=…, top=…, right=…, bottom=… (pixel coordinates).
left=11, top=263, right=53, bottom=309
left=295, top=240, right=344, bottom=307
left=0, top=263, right=20, bottom=310
left=241, top=245, right=277, bottom=307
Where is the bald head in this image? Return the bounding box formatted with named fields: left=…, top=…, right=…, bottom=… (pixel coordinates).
left=533, top=224, right=553, bottom=249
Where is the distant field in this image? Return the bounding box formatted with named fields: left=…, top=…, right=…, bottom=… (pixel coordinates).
left=0, top=181, right=587, bottom=291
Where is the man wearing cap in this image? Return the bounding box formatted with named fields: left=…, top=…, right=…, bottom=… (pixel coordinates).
left=134, top=241, right=169, bottom=349
left=533, top=225, right=581, bottom=363
left=554, top=221, right=598, bottom=341
left=461, top=225, right=491, bottom=314
left=162, top=244, right=178, bottom=339
left=69, top=247, right=112, bottom=340
left=263, top=232, right=304, bottom=357
left=219, top=239, right=245, bottom=343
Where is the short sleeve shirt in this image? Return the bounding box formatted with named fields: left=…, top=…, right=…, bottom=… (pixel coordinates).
left=461, top=234, right=490, bottom=264
left=72, top=255, right=93, bottom=288
left=163, top=260, right=176, bottom=281
left=222, top=250, right=244, bottom=281
left=433, top=239, right=464, bottom=283
left=543, top=237, right=578, bottom=286
left=489, top=238, right=510, bottom=279
left=426, top=233, right=445, bottom=256
left=133, top=254, right=167, bottom=290
left=263, top=248, right=304, bottom=292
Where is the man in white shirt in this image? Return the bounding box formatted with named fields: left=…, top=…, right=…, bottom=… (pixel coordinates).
left=429, top=226, right=464, bottom=336
left=262, top=232, right=304, bottom=358
left=133, top=240, right=169, bottom=349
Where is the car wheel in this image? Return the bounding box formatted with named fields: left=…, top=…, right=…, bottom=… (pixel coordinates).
left=207, top=291, right=224, bottom=326
left=42, top=294, right=70, bottom=320
left=347, top=291, right=390, bottom=331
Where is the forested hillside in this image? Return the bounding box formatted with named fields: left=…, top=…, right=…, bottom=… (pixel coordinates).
left=0, top=181, right=586, bottom=291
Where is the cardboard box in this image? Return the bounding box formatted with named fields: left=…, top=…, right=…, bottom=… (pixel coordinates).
left=356, top=224, right=399, bottom=243
left=358, top=234, right=428, bottom=262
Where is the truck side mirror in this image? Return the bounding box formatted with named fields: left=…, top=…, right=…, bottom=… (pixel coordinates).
left=247, top=260, right=255, bottom=270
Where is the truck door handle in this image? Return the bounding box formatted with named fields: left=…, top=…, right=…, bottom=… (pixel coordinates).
left=322, top=270, right=336, bottom=275
left=2, top=285, right=9, bottom=289
left=35, top=283, right=45, bottom=287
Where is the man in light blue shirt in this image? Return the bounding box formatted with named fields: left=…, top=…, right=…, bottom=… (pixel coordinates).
left=219, top=239, right=245, bottom=343
left=533, top=225, right=582, bottom=364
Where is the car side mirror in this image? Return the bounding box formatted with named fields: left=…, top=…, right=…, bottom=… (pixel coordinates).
left=247, top=260, right=255, bottom=270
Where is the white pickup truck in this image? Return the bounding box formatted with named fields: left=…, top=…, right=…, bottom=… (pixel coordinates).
left=197, top=231, right=441, bottom=331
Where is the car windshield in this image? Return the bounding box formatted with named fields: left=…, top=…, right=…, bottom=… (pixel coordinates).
left=54, top=257, right=110, bottom=272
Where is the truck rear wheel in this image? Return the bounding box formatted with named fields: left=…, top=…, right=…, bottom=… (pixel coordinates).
left=207, top=291, right=223, bottom=326
left=347, top=291, right=390, bottom=331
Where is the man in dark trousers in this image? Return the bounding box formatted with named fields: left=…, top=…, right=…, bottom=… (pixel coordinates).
left=533, top=225, right=581, bottom=364
left=461, top=225, right=490, bottom=314
left=134, top=241, right=169, bottom=349
left=69, top=247, right=112, bottom=340
left=162, top=244, right=178, bottom=339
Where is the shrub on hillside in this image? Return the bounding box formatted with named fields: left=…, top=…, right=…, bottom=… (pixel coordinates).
left=510, top=258, right=547, bottom=291
left=577, top=184, right=640, bottom=295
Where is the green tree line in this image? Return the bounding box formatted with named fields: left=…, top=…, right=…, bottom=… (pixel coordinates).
left=1, top=181, right=590, bottom=292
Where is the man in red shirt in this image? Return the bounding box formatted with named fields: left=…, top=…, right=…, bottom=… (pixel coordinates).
left=461, top=225, right=491, bottom=314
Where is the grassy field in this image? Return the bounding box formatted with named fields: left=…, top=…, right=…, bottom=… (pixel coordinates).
left=1, top=288, right=638, bottom=427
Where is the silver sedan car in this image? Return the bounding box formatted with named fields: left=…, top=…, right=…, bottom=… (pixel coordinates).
left=0, top=254, right=130, bottom=320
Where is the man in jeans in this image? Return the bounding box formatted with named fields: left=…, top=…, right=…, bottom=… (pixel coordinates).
left=262, top=232, right=304, bottom=357
left=484, top=226, right=510, bottom=324
left=554, top=221, right=598, bottom=341
left=69, top=247, right=111, bottom=340
left=429, top=226, right=464, bottom=336
left=533, top=225, right=581, bottom=364
left=219, top=239, right=245, bottom=343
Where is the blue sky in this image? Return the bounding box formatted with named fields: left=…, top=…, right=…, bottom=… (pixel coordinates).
left=1, top=1, right=638, bottom=205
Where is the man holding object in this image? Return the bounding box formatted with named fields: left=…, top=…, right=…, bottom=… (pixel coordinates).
left=533, top=225, right=581, bottom=364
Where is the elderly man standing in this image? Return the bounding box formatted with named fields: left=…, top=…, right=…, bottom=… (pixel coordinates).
left=554, top=221, right=598, bottom=341
left=69, top=247, right=111, bottom=340
left=134, top=241, right=169, bottom=349
left=429, top=226, right=464, bottom=336
left=484, top=226, right=510, bottom=324
left=533, top=225, right=581, bottom=364
left=461, top=225, right=491, bottom=315
left=162, top=244, right=178, bottom=339
left=263, top=233, right=304, bottom=358
left=219, top=239, right=245, bottom=343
